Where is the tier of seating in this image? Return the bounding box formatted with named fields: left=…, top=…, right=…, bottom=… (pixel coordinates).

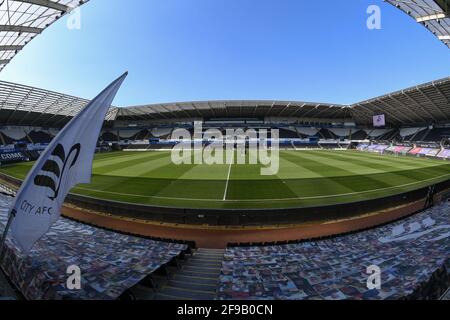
left=27, top=131, right=53, bottom=144
left=358, top=143, right=450, bottom=159
left=278, top=129, right=301, bottom=139
left=217, top=202, right=450, bottom=300
left=0, top=128, right=54, bottom=145
left=358, top=144, right=390, bottom=153
left=2, top=126, right=449, bottom=151
left=100, top=131, right=119, bottom=142
left=0, top=194, right=190, bottom=300
left=421, top=128, right=450, bottom=142
left=409, top=147, right=441, bottom=157
left=385, top=145, right=412, bottom=154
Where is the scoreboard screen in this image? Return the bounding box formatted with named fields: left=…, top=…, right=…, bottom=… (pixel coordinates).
left=373, top=114, right=386, bottom=127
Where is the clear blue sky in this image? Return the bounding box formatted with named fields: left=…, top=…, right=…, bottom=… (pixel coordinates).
left=1, top=0, right=449, bottom=107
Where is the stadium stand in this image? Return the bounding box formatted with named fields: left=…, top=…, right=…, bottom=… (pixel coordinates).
left=100, top=130, right=119, bottom=142
left=424, top=127, right=450, bottom=142
left=318, top=129, right=335, bottom=140
left=0, top=134, right=15, bottom=146
left=0, top=76, right=450, bottom=160
left=218, top=201, right=450, bottom=300
left=349, top=130, right=367, bottom=140
left=0, top=194, right=190, bottom=300
left=26, top=130, right=53, bottom=144
left=278, top=128, right=300, bottom=139
left=437, top=149, right=450, bottom=159
left=384, top=145, right=412, bottom=155
left=134, top=248, right=224, bottom=300
left=356, top=142, right=450, bottom=161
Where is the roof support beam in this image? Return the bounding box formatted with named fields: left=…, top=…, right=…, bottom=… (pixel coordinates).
left=0, top=45, right=24, bottom=51
left=129, top=109, right=153, bottom=121
left=288, top=103, right=306, bottom=117
left=277, top=103, right=292, bottom=116
left=374, top=99, right=414, bottom=124
left=415, top=87, right=450, bottom=120
left=252, top=104, right=259, bottom=117
left=389, top=94, right=436, bottom=123
left=29, top=94, right=64, bottom=126
left=312, top=106, right=336, bottom=118
left=432, top=83, right=450, bottom=104
left=190, top=103, right=204, bottom=118
left=265, top=102, right=276, bottom=118
left=350, top=106, right=372, bottom=124
left=0, top=25, right=43, bottom=34
left=15, top=0, right=70, bottom=12
left=175, top=103, right=194, bottom=119
left=361, top=101, right=407, bottom=125
left=416, top=13, right=448, bottom=23
left=299, top=104, right=322, bottom=118
left=206, top=102, right=218, bottom=118
left=0, top=60, right=11, bottom=65
left=328, top=107, right=349, bottom=119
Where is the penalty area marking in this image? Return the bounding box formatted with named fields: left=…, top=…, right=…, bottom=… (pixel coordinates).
left=71, top=173, right=450, bottom=203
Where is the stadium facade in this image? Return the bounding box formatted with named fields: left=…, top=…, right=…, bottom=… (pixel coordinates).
left=0, top=76, right=449, bottom=146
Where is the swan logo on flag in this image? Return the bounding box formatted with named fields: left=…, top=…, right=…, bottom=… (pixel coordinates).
left=34, top=144, right=81, bottom=201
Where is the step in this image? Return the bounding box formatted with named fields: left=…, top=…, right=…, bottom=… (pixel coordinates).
left=190, top=255, right=223, bottom=261
left=185, top=262, right=221, bottom=269
left=178, top=270, right=221, bottom=277
left=197, top=248, right=224, bottom=252
left=190, top=255, right=223, bottom=260
left=193, top=254, right=224, bottom=260
left=196, top=250, right=225, bottom=256
left=160, top=286, right=215, bottom=300
left=183, top=265, right=221, bottom=272
left=154, top=292, right=193, bottom=300
left=169, top=279, right=217, bottom=292
left=188, top=258, right=222, bottom=264
left=174, top=274, right=218, bottom=285
left=196, top=249, right=224, bottom=254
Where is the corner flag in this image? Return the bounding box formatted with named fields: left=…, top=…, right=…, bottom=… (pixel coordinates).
left=6, top=72, right=127, bottom=253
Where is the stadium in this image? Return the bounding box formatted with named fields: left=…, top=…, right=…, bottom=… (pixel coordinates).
left=0, top=0, right=449, bottom=302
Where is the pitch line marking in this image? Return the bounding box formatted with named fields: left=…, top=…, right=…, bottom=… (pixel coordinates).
left=223, top=162, right=232, bottom=201
left=72, top=173, right=450, bottom=203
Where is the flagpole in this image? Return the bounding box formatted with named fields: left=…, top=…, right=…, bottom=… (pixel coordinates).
left=0, top=209, right=16, bottom=264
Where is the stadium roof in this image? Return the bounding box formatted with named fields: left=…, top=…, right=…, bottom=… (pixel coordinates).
left=351, top=76, right=450, bottom=126
left=0, top=80, right=117, bottom=127
left=116, top=77, right=450, bottom=126
left=386, top=0, right=450, bottom=48
left=0, top=0, right=89, bottom=72
left=1, top=77, right=449, bottom=127
left=114, top=101, right=352, bottom=122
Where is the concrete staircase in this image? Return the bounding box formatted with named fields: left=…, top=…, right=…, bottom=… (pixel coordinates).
left=153, top=248, right=224, bottom=300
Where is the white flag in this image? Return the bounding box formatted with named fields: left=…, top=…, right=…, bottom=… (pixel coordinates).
left=9, top=72, right=128, bottom=253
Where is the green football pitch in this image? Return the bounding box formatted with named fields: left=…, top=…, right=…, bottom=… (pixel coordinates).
left=1, top=150, right=449, bottom=209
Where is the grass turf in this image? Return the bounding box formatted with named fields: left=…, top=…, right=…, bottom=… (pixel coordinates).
left=0, top=150, right=449, bottom=209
